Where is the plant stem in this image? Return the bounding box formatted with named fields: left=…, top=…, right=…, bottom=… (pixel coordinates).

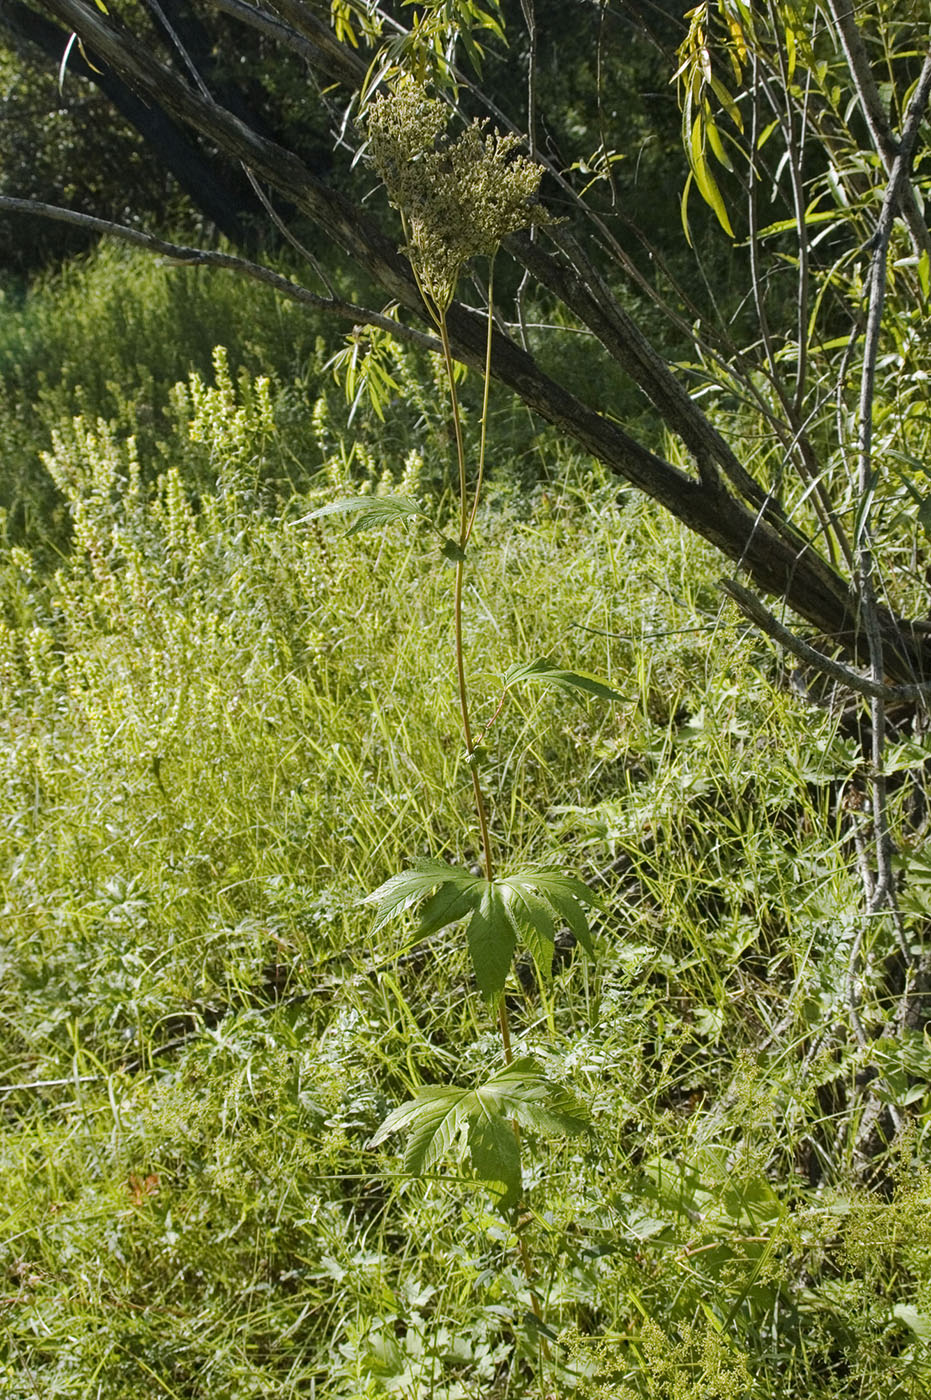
left=438, top=308, right=495, bottom=864
left=438, top=305, right=514, bottom=1075
left=438, top=292, right=540, bottom=1336
left=466, top=258, right=495, bottom=546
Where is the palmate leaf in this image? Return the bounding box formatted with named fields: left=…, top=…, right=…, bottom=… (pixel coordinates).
left=504, top=657, right=629, bottom=705
left=364, top=858, right=472, bottom=933
left=498, top=880, right=556, bottom=982
left=466, top=885, right=517, bottom=1002
left=363, top=860, right=515, bottom=1001
left=369, top=1086, right=470, bottom=1174
left=364, top=860, right=600, bottom=997
left=466, top=1114, right=522, bottom=1210
left=479, top=1057, right=590, bottom=1138
left=502, top=867, right=603, bottom=961
left=305, top=494, right=430, bottom=536
left=369, top=1058, right=590, bottom=1209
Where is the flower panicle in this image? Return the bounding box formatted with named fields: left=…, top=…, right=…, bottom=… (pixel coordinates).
left=365, top=74, right=551, bottom=306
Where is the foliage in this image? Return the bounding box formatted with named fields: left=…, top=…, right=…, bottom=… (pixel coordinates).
left=0, top=41, right=185, bottom=272
left=2, top=282, right=931, bottom=1389
left=0, top=239, right=545, bottom=545
left=3, top=0, right=931, bottom=1393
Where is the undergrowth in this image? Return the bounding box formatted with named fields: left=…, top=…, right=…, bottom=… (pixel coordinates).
left=1, top=311, right=931, bottom=1395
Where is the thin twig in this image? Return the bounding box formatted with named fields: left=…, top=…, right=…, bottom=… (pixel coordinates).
left=0, top=197, right=441, bottom=353
left=853, top=37, right=931, bottom=933
left=825, top=0, right=931, bottom=261
left=720, top=578, right=931, bottom=703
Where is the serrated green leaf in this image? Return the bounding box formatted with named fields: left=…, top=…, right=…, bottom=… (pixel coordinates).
left=545, top=891, right=595, bottom=957
left=504, top=658, right=629, bottom=705
left=364, top=858, right=470, bottom=932
left=514, top=867, right=605, bottom=911
left=498, top=880, right=556, bottom=982
left=368, top=1086, right=468, bottom=1173
left=306, top=495, right=429, bottom=535
left=403, top=1089, right=469, bottom=1174
left=502, top=867, right=601, bottom=957
left=368, top=1089, right=448, bottom=1148
left=417, top=878, right=484, bottom=936
left=466, top=885, right=517, bottom=1002
left=479, top=1058, right=590, bottom=1137
left=466, top=1114, right=522, bottom=1209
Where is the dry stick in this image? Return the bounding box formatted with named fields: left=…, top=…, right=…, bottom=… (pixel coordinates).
left=144, top=0, right=338, bottom=297
left=719, top=580, right=931, bottom=705
left=0, top=197, right=441, bottom=353
left=242, top=166, right=337, bottom=297
left=855, top=40, right=931, bottom=901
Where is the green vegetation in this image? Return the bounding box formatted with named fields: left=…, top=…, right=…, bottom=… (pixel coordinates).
left=2, top=243, right=931, bottom=1396
left=2, top=0, right=931, bottom=1394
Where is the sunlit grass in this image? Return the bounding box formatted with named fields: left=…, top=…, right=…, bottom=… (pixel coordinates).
left=1, top=305, right=929, bottom=1397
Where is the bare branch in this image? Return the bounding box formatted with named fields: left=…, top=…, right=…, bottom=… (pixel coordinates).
left=825, top=0, right=931, bottom=261
left=0, top=196, right=441, bottom=352
left=721, top=578, right=931, bottom=704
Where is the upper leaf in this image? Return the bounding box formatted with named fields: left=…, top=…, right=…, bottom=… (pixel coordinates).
left=305, top=495, right=430, bottom=536
left=467, top=884, right=517, bottom=1002
left=504, top=657, right=629, bottom=705
left=503, top=866, right=603, bottom=959
left=498, top=879, right=556, bottom=982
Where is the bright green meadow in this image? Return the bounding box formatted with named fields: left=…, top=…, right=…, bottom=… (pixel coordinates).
left=1, top=246, right=930, bottom=1398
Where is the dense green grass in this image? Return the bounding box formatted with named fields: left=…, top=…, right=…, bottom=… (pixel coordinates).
left=2, top=252, right=931, bottom=1398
